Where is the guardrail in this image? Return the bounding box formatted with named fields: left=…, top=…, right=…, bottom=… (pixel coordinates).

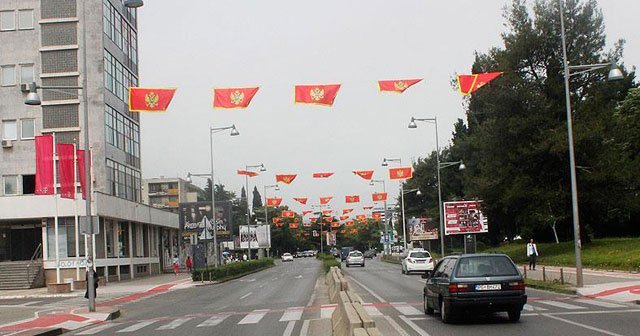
left=326, top=266, right=382, bottom=336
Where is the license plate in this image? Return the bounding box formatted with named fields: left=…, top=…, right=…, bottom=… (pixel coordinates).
left=415, top=260, right=425, bottom=263
left=475, top=284, right=501, bottom=291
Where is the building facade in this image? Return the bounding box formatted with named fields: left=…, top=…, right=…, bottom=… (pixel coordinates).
left=142, top=177, right=206, bottom=214
left=0, top=0, right=180, bottom=286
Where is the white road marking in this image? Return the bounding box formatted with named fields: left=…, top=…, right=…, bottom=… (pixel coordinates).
left=363, top=304, right=383, bottom=316
left=240, top=292, right=253, bottom=300
left=76, top=323, right=120, bottom=335
left=347, top=276, right=387, bottom=303
left=197, top=314, right=229, bottom=327
left=156, top=318, right=192, bottom=330
left=574, top=299, right=625, bottom=308
left=320, top=305, right=336, bottom=319
left=21, top=301, right=42, bottom=306
left=548, top=309, right=640, bottom=316
left=524, top=304, right=547, bottom=311
left=391, top=302, right=423, bottom=316
left=238, top=309, right=269, bottom=324
left=117, top=321, right=155, bottom=332
left=399, top=315, right=431, bottom=336
left=542, top=313, right=625, bottom=336
left=280, top=307, right=304, bottom=321
left=383, top=316, right=411, bottom=336
left=299, top=319, right=310, bottom=336
left=537, top=300, right=587, bottom=310
left=282, top=320, right=296, bottom=336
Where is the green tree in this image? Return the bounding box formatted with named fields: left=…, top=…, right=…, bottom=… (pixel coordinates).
left=252, top=186, right=263, bottom=209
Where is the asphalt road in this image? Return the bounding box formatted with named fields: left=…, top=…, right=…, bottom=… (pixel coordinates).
left=342, top=257, right=640, bottom=336
left=67, top=258, right=324, bottom=336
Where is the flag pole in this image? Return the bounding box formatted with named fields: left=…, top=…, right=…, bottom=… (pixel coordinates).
left=52, top=132, right=61, bottom=284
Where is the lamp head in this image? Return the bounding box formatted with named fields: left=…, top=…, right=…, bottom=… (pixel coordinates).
left=275, top=185, right=280, bottom=191
left=25, top=82, right=41, bottom=105
left=369, top=181, right=374, bottom=186
left=408, top=117, right=418, bottom=129
left=458, top=162, right=466, bottom=171
left=259, top=164, right=267, bottom=172
left=416, top=190, right=422, bottom=196
left=230, top=125, right=240, bottom=136
left=381, top=159, right=388, bottom=167
left=608, top=64, right=624, bottom=81
left=186, top=173, right=193, bottom=183
left=124, top=0, right=144, bottom=8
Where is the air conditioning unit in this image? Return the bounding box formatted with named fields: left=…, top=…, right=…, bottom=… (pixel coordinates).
left=1, top=140, right=13, bottom=148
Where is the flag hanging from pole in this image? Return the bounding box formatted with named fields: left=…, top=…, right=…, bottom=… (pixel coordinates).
left=353, top=170, right=374, bottom=180
left=276, top=174, right=297, bottom=184
left=267, top=197, right=282, bottom=207
left=213, top=87, right=259, bottom=109
left=302, top=210, right=313, bottom=216
left=35, top=135, right=54, bottom=195
left=342, top=208, right=353, bottom=215
left=372, top=213, right=382, bottom=220
left=56, top=144, right=75, bottom=199
left=129, top=87, right=177, bottom=112
left=457, top=72, right=503, bottom=95
left=372, top=192, right=387, bottom=202
left=389, top=167, right=413, bottom=180
left=313, top=172, right=334, bottom=178
left=322, top=209, right=333, bottom=216
left=293, top=197, right=308, bottom=205
left=289, top=223, right=299, bottom=229
left=363, top=206, right=373, bottom=210
left=237, top=170, right=259, bottom=177
left=345, top=195, right=360, bottom=203
left=76, top=149, right=89, bottom=199
left=295, top=84, right=341, bottom=106
left=340, top=215, right=349, bottom=221
left=378, top=79, right=422, bottom=93
left=282, top=210, right=295, bottom=218
left=320, top=196, right=333, bottom=205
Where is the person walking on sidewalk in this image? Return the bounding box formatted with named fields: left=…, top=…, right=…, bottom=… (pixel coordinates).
left=527, top=239, right=539, bottom=270
left=185, top=255, right=193, bottom=273
left=84, top=268, right=99, bottom=299
left=172, top=255, right=180, bottom=275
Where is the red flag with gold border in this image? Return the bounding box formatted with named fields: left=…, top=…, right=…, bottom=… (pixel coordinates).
left=389, top=167, right=413, bottom=180
left=342, top=208, right=353, bottom=215
left=289, top=223, right=299, bottom=229
left=282, top=210, right=295, bottom=218
left=272, top=217, right=282, bottom=224
left=213, top=87, right=259, bottom=109
left=340, top=229, right=346, bottom=233
left=295, top=84, right=341, bottom=106
left=340, top=215, right=349, bottom=221
left=322, top=209, right=333, bottom=216
left=331, top=222, right=341, bottom=228
left=293, top=197, right=308, bottom=205
left=378, top=79, right=422, bottom=93
left=302, top=210, right=313, bottom=216
left=320, top=196, right=333, bottom=205
left=363, top=206, right=373, bottom=210
left=324, top=217, right=333, bottom=223
left=356, top=214, right=366, bottom=221
left=129, top=87, right=177, bottom=112
left=266, top=197, right=282, bottom=207
left=372, top=192, right=388, bottom=202
left=372, top=213, right=382, bottom=220
left=345, top=221, right=355, bottom=227
left=276, top=174, right=297, bottom=184
left=313, top=172, right=334, bottom=178
left=457, top=72, right=502, bottom=95
left=237, top=170, right=259, bottom=177
left=345, top=195, right=360, bottom=203
left=353, top=170, right=374, bottom=180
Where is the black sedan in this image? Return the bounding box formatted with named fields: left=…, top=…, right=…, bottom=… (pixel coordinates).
left=422, top=254, right=527, bottom=323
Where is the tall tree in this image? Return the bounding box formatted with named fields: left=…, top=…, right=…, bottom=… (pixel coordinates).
left=252, top=186, right=263, bottom=209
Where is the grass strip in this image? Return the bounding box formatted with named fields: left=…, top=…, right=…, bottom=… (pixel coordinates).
left=525, top=278, right=576, bottom=295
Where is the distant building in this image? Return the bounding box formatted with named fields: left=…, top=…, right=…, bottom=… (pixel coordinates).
left=142, top=177, right=206, bottom=213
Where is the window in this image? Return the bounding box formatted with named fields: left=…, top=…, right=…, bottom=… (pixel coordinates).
left=18, top=10, right=33, bottom=30
left=0, top=11, right=15, bottom=31
left=1, top=65, right=16, bottom=86
left=455, top=256, right=519, bottom=278
left=2, top=120, right=17, bottom=140
left=21, top=119, right=35, bottom=139
left=22, top=174, right=35, bottom=194
left=19, top=64, right=34, bottom=84
left=3, top=176, right=18, bottom=195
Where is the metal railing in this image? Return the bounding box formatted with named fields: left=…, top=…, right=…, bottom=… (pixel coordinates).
left=26, top=243, right=43, bottom=287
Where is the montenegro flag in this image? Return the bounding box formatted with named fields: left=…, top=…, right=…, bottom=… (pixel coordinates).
left=295, top=84, right=341, bottom=106
left=331, top=222, right=341, bottom=228
left=276, top=174, right=297, bottom=184
left=342, top=208, right=353, bottom=214
left=389, top=167, right=413, bottom=180
left=237, top=170, right=259, bottom=177
left=353, top=170, right=374, bottom=180
left=289, top=223, right=299, bottom=229
left=378, top=79, right=422, bottom=93
left=322, top=209, right=333, bottom=216
left=129, top=87, right=177, bottom=112
left=293, top=197, right=308, bottom=205
left=345, top=195, right=360, bottom=203
left=372, top=192, right=388, bottom=202
left=457, top=72, right=502, bottom=95
left=282, top=210, right=295, bottom=218
left=213, top=87, right=259, bottom=109
left=320, top=197, right=333, bottom=205
left=266, top=197, right=282, bottom=207
left=313, top=172, right=334, bottom=178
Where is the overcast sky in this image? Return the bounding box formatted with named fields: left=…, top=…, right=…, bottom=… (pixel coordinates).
left=137, top=0, right=639, bottom=216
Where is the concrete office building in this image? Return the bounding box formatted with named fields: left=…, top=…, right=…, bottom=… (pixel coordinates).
left=143, top=177, right=206, bottom=214
left=0, top=0, right=181, bottom=289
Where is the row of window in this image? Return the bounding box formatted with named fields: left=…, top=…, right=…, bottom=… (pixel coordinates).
left=103, top=0, right=138, bottom=71
left=105, top=104, right=141, bottom=167
left=1, top=64, right=34, bottom=86
left=104, top=50, right=138, bottom=104
left=106, top=158, right=141, bottom=202
left=0, top=9, right=34, bottom=31
left=2, top=119, right=35, bottom=141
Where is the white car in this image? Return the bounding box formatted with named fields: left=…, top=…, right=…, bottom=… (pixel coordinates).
left=281, top=253, right=294, bottom=262
left=345, top=250, right=365, bottom=267
left=401, top=250, right=433, bottom=274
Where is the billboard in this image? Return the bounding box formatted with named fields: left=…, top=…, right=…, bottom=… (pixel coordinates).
left=240, top=225, right=271, bottom=249
left=407, top=217, right=439, bottom=241
left=443, top=201, right=488, bottom=235
left=179, top=201, right=232, bottom=241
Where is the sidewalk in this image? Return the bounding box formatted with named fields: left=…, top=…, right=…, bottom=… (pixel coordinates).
left=521, top=264, right=640, bottom=303
left=0, top=272, right=194, bottom=335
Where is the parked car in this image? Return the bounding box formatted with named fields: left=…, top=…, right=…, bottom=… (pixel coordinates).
left=330, top=248, right=340, bottom=258
left=422, top=254, right=527, bottom=323
left=340, top=247, right=353, bottom=261
left=401, top=250, right=433, bottom=274
left=363, top=249, right=377, bottom=258
left=281, top=253, right=294, bottom=262
left=295, top=251, right=304, bottom=258
left=345, top=250, right=365, bottom=267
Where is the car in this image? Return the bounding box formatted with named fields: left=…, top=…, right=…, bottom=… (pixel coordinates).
left=295, top=251, right=304, bottom=258
left=363, top=249, right=377, bottom=258
left=340, top=247, right=353, bottom=261
left=422, top=254, right=527, bottom=323
left=281, top=253, right=293, bottom=262
left=330, top=248, right=340, bottom=258
left=402, top=250, right=433, bottom=274
left=345, top=250, right=365, bottom=267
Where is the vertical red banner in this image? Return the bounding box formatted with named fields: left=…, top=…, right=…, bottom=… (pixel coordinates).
left=76, top=149, right=89, bottom=199
left=35, top=135, right=54, bottom=195
left=57, top=144, right=75, bottom=199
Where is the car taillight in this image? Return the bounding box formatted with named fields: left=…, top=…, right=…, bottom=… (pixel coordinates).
left=508, top=281, right=525, bottom=290
left=409, top=258, right=415, bottom=264
left=448, top=283, right=469, bottom=293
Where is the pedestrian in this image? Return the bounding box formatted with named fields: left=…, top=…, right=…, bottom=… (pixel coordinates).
left=172, top=254, right=180, bottom=275
left=185, top=255, right=193, bottom=273
left=242, top=253, right=248, bottom=261
left=527, top=239, right=539, bottom=270
left=84, top=268, right=99, bottom=299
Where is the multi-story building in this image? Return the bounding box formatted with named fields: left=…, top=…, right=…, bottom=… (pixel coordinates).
left=142, top=177, right=206, bottom=213
left=0, top=0, right=181, bottom=289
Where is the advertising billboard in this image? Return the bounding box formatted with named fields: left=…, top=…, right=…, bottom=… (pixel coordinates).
left=239, top=225, right=258, bottom=249
left=443, top=201, right=488, bottom=235
left=179, top=201, right=232, bottom=242
left=407, top=217, right=439, bottom=241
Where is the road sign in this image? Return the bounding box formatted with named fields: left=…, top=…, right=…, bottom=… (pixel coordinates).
left=79, top=216, right=99, bottom=235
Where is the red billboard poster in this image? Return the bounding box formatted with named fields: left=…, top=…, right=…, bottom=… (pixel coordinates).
left=443, top=201, right=488, bottom=235
left=407, top=217, right=439, bottom=241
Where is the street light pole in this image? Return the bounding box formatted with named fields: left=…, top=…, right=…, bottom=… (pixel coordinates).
left=370, top=179, right=388, bottom=255
left=263, top=184, right=279, bottom=257
left=382, top=158, right=407, bottom=251
left=244, top=164, right=265, bottom=259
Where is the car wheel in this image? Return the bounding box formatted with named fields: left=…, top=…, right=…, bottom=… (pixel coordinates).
left=440, top=300, right=452, bottom=323
left=346, top=264, right=350, bottom=267
left=508, top=309, right=521, bottom=322
left=362, top=263, right=365, bottom=267
left=424, top=295, right=434, bottom=315
left=401, top=266, right=406, bottom=274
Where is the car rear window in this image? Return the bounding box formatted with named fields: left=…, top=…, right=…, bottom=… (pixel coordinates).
left=409, top=252, right=430, bottom=258
left=350, top=252, right=362, bottom=257
left=455, top=256, right=519, bottom=277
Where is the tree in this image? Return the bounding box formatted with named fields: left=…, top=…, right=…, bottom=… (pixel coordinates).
left=252, top=186, right=263, bottom=209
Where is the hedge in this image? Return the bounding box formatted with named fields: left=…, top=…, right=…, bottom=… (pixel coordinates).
left=192, top=258, right=274, bottom=281
left=317, top=253, right=341, bottom=272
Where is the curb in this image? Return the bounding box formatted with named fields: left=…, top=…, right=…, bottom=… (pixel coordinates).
left=20, top=327, right=64, bottom=336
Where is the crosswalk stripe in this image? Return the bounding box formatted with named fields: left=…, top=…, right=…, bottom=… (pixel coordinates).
left=320, top=305, right=335, bottom=319
left=156, top=318, right=192, bottom=330
left=197, top=315, right=230, bottom=327
left=76, top=323, right=120, bottom=335
left=279, top=307, right=304, bottom=321
left=238, top=309, right=269, bottom=325
left=537, top=300, right=586, bottom=310
left=117, top=321, right=155, bottom=332
left=391, top=302, right=423, bottom=316
left=363, top=304, right=383, bottom=316
left=574, top=299, right=625, bottom=308
left=523, top=304, right=547, bottom=311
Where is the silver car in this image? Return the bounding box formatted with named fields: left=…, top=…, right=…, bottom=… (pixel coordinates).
left=345, top=250, right=365, bottom=267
